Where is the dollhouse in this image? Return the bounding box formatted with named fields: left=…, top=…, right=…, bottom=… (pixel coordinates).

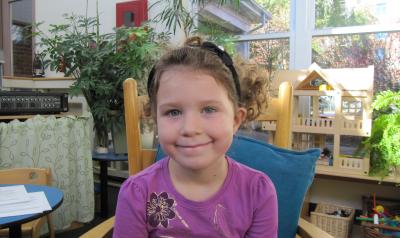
left=262, top=63, right=374, bottom=177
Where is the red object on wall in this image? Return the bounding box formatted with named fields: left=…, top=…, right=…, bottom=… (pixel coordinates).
left=116, top=0, right=148, bottom=28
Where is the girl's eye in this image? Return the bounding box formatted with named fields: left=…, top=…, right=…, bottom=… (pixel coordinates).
left=167, top=109, right=181, bottom=117
left=203, top=106, right=216, bottom=114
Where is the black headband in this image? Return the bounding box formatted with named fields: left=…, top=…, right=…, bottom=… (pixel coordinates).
left=147, top=41, right=241, bottom=99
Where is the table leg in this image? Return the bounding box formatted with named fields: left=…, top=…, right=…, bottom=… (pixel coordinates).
left=9, top=224, right=22, bottom=238
left=100, top=160, right=109, bottom=218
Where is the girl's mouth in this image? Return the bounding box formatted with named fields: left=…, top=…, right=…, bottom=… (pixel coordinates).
left=176, top=141, right=212, bottom=149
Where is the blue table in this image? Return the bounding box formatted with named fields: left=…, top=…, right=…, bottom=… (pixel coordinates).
left=0, top=184, right=63, bottom=238
left=92, top=152, right=127, bottom=218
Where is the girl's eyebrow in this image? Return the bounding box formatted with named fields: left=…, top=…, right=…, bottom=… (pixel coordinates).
left=158, top=100, right=224, bottom=108
left=158, top=102, right=180, bottom=109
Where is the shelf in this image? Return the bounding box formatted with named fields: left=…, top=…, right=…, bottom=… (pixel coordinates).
left=0, top=113, right=79, bottom=120
left=316, top=165, right=400, bottom=184
left=2, top=76, right=74, bottom=89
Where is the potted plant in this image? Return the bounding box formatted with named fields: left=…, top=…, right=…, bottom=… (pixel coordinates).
left=361, top=90, right=400, bottom=178
left=33, top=13, right=169, bottom=150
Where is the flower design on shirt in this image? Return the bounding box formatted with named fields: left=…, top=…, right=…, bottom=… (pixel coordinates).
left=146, top=192, right=176, bottom=228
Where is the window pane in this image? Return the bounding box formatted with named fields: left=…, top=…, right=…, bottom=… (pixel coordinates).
left=236, top=39, right=289, bottom=80
left=312, top=32, right=400, bottom=92
left=340, top=135, right=364, bottom=159
left=319, top=96, right=335, bottom=116
left=315, top=0, right=400, bottom=29
left=12, top=0, right=33, bottom=77
left=12, top=23, right=32, bottom=77
left=251, top=0, right=290, bottom=33
left=197, top=0, right=290, bottom=35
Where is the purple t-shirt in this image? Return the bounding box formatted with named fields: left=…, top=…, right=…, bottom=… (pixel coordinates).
left=113, top=157, right=278, bottom=238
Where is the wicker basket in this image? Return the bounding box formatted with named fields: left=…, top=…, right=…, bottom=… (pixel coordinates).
left=310, top=203, right=355, bottom=238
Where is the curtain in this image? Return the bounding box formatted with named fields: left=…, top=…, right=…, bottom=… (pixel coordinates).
left=0, top=113, right=94, bottom=230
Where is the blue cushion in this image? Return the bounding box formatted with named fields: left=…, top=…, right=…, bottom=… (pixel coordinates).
left=155, top=134, right=319, bottom=238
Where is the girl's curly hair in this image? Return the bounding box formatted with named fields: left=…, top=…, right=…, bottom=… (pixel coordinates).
left=147, top=36, right=269, bottom=123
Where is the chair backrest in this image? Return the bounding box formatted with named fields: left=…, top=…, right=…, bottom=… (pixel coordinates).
left=0, top=168, right=51, bottom=185
left=123, top=78, right=156, bottom=175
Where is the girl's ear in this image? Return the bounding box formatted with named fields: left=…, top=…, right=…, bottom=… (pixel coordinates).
left=233, top=107, right=247, bottom=133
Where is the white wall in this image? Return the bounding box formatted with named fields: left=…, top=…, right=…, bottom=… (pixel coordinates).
left=34, top=0, right=187, bottom=76
left=35, top=0, right=187, bottom=46
left=35, top=0, right=115, bottom=35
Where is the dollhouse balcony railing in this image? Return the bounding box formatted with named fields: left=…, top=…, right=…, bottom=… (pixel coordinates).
left=296, top=117, right=334, bottom=128
left=292, top=117, right=335, bottom=134
left=261, top=120, right=277, bottom=130
left=338, top=156, right=369, bottom=175
left=292, top=117, right=371, bottom=137
left=341, top=119, right=371, bottom=136
left=261, top=117, right=371, bottom=137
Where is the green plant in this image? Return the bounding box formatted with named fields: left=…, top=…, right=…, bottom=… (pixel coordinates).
left=194, top=21, right=238, bottom=56
left=33, top=14, right=169, bottom=147
left=363, top=90, right=400, bottom=177
left=151, top=0, right=241, bottom=35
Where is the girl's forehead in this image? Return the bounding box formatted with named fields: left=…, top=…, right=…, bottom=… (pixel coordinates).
left=153, top=65, right=237, bottom=109
left=157, top=70, right=231, bottom=101
left=162, top=65, right=208, bottom=76
left=159, top=69, right=219, bottom=89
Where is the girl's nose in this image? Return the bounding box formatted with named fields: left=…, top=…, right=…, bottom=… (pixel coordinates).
left=180, top=112, right=202, bottom=136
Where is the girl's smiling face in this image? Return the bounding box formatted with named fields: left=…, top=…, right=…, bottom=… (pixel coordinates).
left=156, top=66, right=246, bottom=172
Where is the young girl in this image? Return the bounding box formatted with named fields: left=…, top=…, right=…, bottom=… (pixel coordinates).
left=113, top=37, right=278, bottom=238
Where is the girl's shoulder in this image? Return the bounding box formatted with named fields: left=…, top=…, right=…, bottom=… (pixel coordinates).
left=121, top=157, right=168, bottom=190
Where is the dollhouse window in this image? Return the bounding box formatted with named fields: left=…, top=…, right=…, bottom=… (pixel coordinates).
left=310, top=78, right=325, bottom=87
left=342, top=100, right=362, bottom=115
left=319, top=96, right=335, bottom=116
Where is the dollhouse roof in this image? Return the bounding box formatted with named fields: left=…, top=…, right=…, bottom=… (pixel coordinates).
left=295, top=63, right=344, bottom=91
left=272, top=63, right=374, bottom=93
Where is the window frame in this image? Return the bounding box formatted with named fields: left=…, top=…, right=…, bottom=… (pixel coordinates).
left=231, top=0, right=400, bottom=70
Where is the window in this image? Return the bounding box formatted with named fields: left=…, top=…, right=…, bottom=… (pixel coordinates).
left=310, top=77, right=325, bottom=87
left=319, top=96, right=335, bottom=116
left=11, top=22, right=32, bottom=77
left=312, top=32, right=400, bottom=91
left=197, top=0, right=400, bottom=93
left=342, top=100, right=363, bottom=115
left=340, top=135, right=364, bottom=158
left=375, top=3, right=386, bottom=17
left=236, top=39, right=289, bottom=74
left=251, top=0, right=290, bottom=34
left=315, top=0, right=400, bottom=29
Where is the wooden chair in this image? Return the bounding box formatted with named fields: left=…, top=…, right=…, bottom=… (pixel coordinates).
left=80, top=78, right=333, bottom=238
left=0, top=168, right=55, bottom=238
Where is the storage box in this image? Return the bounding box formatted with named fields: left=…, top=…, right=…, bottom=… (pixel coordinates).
left=310, top=203, right=355, bottom=238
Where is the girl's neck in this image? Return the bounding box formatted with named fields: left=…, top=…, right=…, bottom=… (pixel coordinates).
left=168, top=156, right=228, bottom=202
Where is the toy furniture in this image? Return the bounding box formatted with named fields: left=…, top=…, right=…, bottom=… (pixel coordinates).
left=265, top=63, right=374, bottom=178
left=0, top=168, right=55, bottom=238
left=80, top=78, right=333, bottom=238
